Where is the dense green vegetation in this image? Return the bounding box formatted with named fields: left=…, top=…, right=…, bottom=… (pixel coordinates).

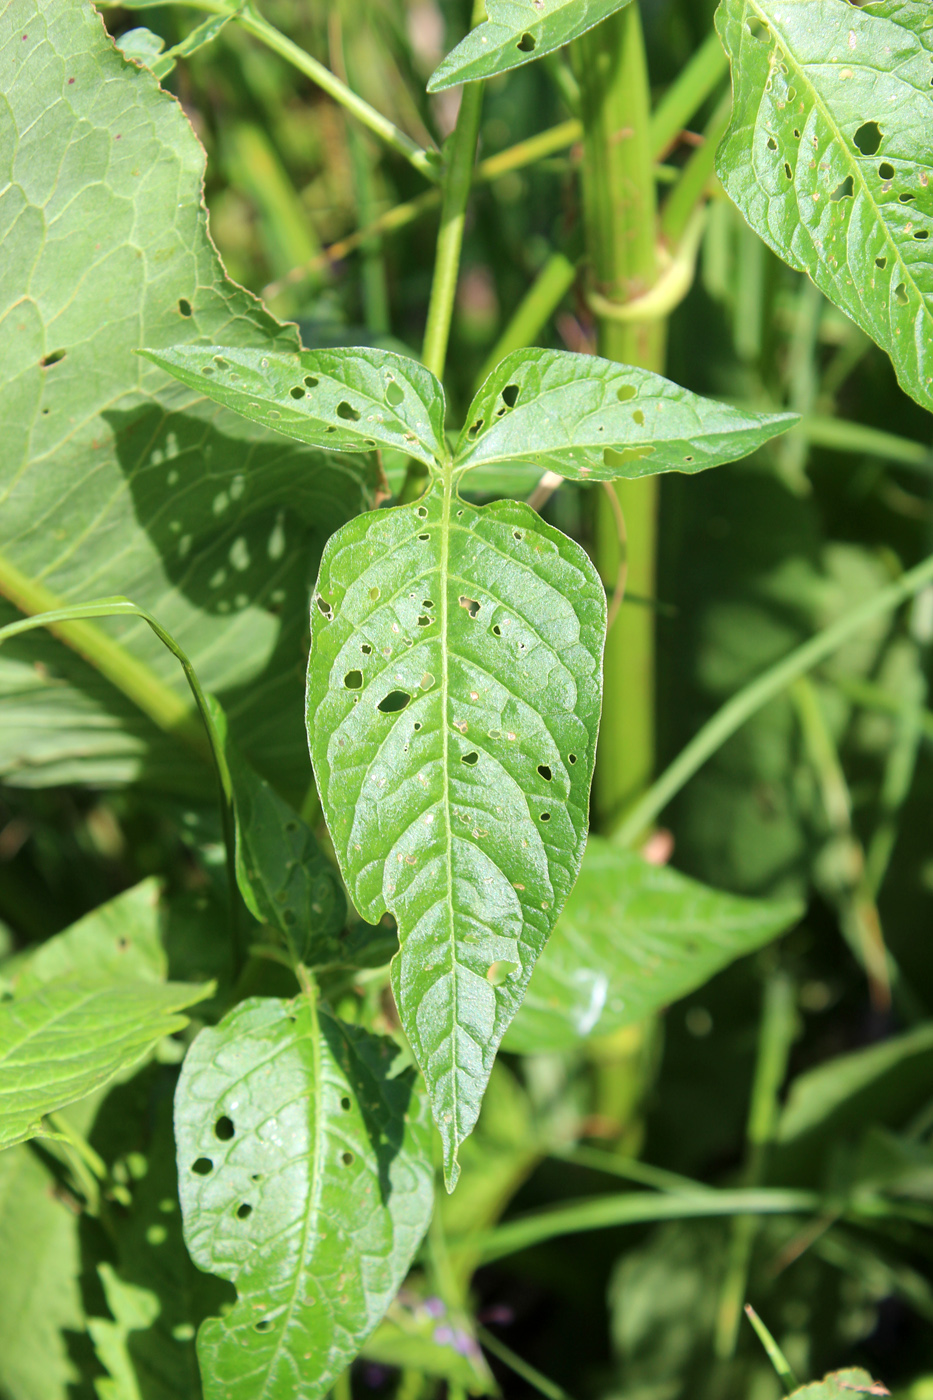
left=1, top=2, right=932, bottom=1399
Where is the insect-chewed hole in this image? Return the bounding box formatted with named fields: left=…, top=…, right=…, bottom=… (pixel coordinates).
left=341, top=1151, right=355, bottom=1166
left=361, top=643, right=373, bottom=655
left=344, top=670, right=364, bottom=690
left=513, top=531, right=523, bottom=541
left=854, top=120, right=883, bottom=156
left=684, top=455, right=694, bottom=464
left=214, top=1116, right=235, bottom=1141
left=341, top=1096, right=351, bottom=1111
left=422, top=599, right=434, bottom=610
left=915, top=229, right=930, bottom=241
left=316, top=597, right=334, bottom=620
left=413, top=721, right=423, bottom=731
left=492, top=624, right=502, bottom=637
left=254, top=1319, right=274, bottom=1334
left=290, top=386, right=305, bottom=399
left=876, top=255, right=887, bottom=269
left=501, top=383, right=520, bottom=408
left=416, top=505, right=428, bottom=518
left=879, top=162, right=895, bottom=181
left=616, top=383, right=637, bottom=402
left=378, top=690, right=412, bottom=713
left=517, top=31, right=536, bottom=51
left=236, top=1203, right=253, bottom=1220
left=568, top=752, right=577, bottom=765
left=462, top=751, right=479, bottom=766
left=418, top=533, right=430, bottom=542
left=213, top=355, right=227, bottom=368
left=459, top=596, right=481, bottom=617
left=604, top=445, right=655, bottom=468
left=487, top=960, right=520, bottom=986
left=178, top=298, right=192, bottom=317
left=830, top=175, right=854, bottom=202
left=468, top=418, right=484, bottom=439
left=633, top=410, right=645, bottom=426
left=385, top=379, right=404, bottom=406
left=192, top=1157, right=213, bottom=1175
left=418, top=614, right=432, bottom=627
left=40, top=349, right=66, bottom=367
left=539, top=811, right=551, bottom=823
left=304, top=375, right=319, bottom=388
left=337, top=401, right=361, bottom=422
left=537, top=764, right=552, bottom=782
left=784, top=162, right=793, bottom=181
left=369, top=586, right=380, bottom=601
left=895, top=283, right=909, bottom=306
left=746, top=16, right=770, bottom=42
left=767, top=137, right=778, bottom=151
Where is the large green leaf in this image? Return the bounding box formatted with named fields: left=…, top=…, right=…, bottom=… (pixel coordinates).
left=174, top=997, right=434, bottom=1400
left=426, top=0, right=635, bottom=93
left=0, top=976, right=211, bottom=1150
left=9, top=878, right=166, bottom=993
left=454, top=350, right=798, bottom=482
left=716, top=0, right=933, bottom=415
left=305, top=477, right=605, bottom=1185
left=503, top=838, right=802, bottom=1053
left=139, top=347, right=448, bottom=472
left=0, top=0, right=371, bottom=796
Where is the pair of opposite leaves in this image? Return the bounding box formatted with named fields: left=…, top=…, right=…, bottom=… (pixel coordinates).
left=145, top=341, right=796, bottom=1186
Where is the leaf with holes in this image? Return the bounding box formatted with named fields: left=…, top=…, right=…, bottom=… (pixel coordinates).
left=174, top=997, right=434, bottom=1400
left=139, top=347, right=447, bottom=472
left=0, top=977, right=211, bottom=1151
left=503, top=838, right=802, bottom=1053
left=453, top=350, right=797, bottom=481
left=716, top=0, right=933, bottom=415
left=305, top=477, right=605, bottom=1187
left=427, top=0, right=635, bottom=92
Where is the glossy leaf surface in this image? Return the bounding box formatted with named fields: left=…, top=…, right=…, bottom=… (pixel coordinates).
left=139, top=347, right=448, bottom=472
left=504, top=838, right=802, bottom=1052
left=427, top=0, right=635, bottom=92
left=0, top=977, right=210, bottom=1150
left=174, top=998, right=433, bottom=1400
left=0, top=0, right=371, bottom=795
left=716, top=0, right=933, bottom=414
left=306, top=478, right=605, bottom=1184
left=454, top=350, right=797, bottom=481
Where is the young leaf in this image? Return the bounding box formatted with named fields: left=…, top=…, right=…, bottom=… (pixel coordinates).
left=0, top=978, right=211, bottom=1151
left=174, top=997, right=434, bottom=1400
left=454, top=350, right=797, bottom=481
left=140, top=347, right=448, bottom=471
left=427, top=0, right=635, bottom=93
left=503, top=838, right=802, bottom=1053
left=716, top=0, right=933, bottom=415
left=306, top=478, right=605, bottom=1185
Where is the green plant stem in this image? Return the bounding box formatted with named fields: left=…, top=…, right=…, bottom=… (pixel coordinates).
left=802, top=416, right=933, bottom=476
left=549, top=1144, right=714, bottom=1196
left=744, top=1306, right=799, bottom=1395
left=478, top=250, right=579, bottom=385
left=660, top=91, right=732, bottom=244
left=573, top=5, right=664, bottom=824
left=714, top=974, right=797, bottom=1360
left=865, top=656, right=928, bottom=897
left=649, top=26, right=729, bottom=158
left=830, top=672, right=933, bottom=743
left=610, top=549, right=933, bottom=845
left=477, top=1327, right=575, bottom=1400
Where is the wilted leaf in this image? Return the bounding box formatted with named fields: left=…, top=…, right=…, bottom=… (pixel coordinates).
left=504, top=838, right=802, bottom=1053
left=174, top=997, right=434, bottom=1400
left=454, top=350, right=797, bottom=481
left=305, top=480, right=604, bottom=1185
left=427, top=0, right=635, bottom=92
left=716, top=0, right=933, bottom=414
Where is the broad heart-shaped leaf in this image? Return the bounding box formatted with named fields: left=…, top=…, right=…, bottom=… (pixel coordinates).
left=503, top=838, right=802, bottom=1053
left=0, top=977, right=211, bottom=1151
left=715, top=0, right=933, bottom=416
left=305, top=475, right=605, bottom=1186
left=174, top=997, right=434, bottom=1400
left=426, top=0, right=634, bottom=92
left=0, top=0, right=372, bottom=799
left=139, top=347, right=448, bottom=472
left=453, top=350, right=798, bottom=481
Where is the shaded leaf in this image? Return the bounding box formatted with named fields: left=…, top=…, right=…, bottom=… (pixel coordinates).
left=716, top=0, right=933, bottom=414
left=790, top=1370, right=889, bottom=1400
left=427, top=0, right=635, bottom=93
left=454, top=350, right=797, bottom=481
left=88, top=1263, right=161, bottom=1400
left=305, top=478, right=604, bottom=1185
left=140, top=347, right=448, bottom=472
left=0, top=0, right=371, bottom=796
left=504, top=838, right=802, bottom=1053
left=0, top=978, right=211, bottom=1150
left=174, top=997, right=434, bottom=1400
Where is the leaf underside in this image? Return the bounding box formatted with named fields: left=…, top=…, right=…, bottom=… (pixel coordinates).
left=305, top=479, right=605, bottom=1186
left=174, top=998, right=434, bottom=1400
left=504, top=838, right=803, bottom=1053
left=716, top=0, right=933, bottom=415
left=427, top=0, right=635, bottom=92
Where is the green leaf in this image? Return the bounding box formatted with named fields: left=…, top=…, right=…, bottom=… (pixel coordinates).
left=116, top=26, right=165, bottom=64
left=715, top=0, right=933, bottom=415
left=0, top=0, right=372, bottom=796
left=427, top=0, right=635, bottom=93
left=174, top=997, right=434, bottom=1400
left=503, top=838, right=802, bottom=1053
left=11, top=879, right=167, bottom=994
left=789, top=1370, right=888, bottom=1400
left=454, top=350, right=797, bottom=481
left=0, top=1144, right=86, bottom=1400
left=88, top=1263, right=161, bottom=1400
left=140, top=346, right=448, bottom=472
left=305, top=477, right=605, bottom=1186
left=0, top=978, right=211, bottom=1151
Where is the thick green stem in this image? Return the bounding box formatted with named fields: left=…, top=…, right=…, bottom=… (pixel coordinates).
left=573, top=6, right=664, bottom=824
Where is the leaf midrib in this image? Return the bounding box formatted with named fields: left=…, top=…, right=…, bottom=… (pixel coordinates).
left=439, top=467, right=460, bottom=1162
left=747, top=0, right=933, bottom=332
